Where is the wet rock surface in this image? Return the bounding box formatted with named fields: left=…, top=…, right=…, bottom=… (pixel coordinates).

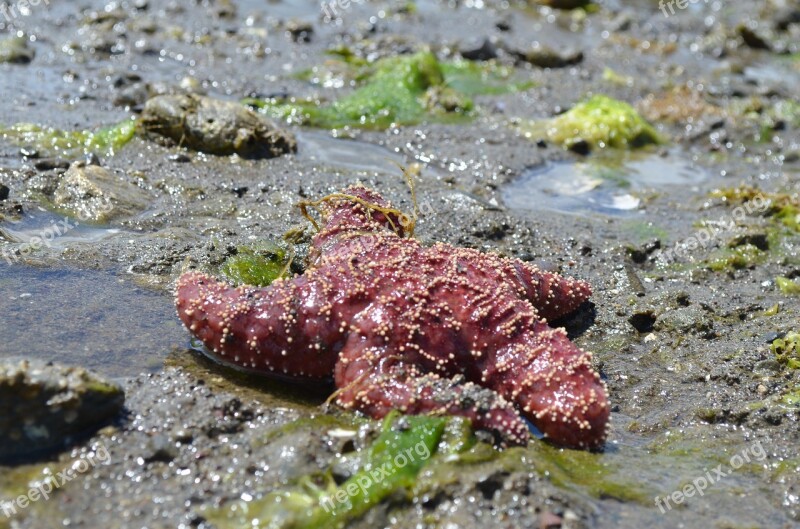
left=0, top=0, right=798, bottom=527
left=0, top=360, right=124, bottom=462
left=0, top=36, right=34, bottom=64
left=53, top=162, right=151, bottom=222
left=139, top=95, right=298, bottom=158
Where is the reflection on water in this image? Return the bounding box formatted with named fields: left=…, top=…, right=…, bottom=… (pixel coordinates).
left=0, top=207, right=122, bottom=257
left=295, top=130, right=405, bottom=175
left=502, top=150, right=711, bottom=215
left=0, top=265, right=186, bottom=378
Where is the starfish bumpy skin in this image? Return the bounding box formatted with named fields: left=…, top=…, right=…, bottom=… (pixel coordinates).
left=176, top=185, right=609, bottom=449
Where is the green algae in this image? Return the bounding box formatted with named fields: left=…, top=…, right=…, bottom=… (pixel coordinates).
left=420, top=417, right=651, bottom=504
left=771, top=332, right=800, bottom=370
left=776, top=276, right=800, bottom=295
left=705, top=244, right=765, bottom=272
left=0, top=119, right=136, bottom=158
left=219, top=240, right=300, bottom=287
left=207, top=410, right=656, bottom=529
left=521, top=95, right=663, bottom=151
left=779, top=387, right=800, bottom=407
left=247, top=51, right=531, bottom=130
left=602, top=67, right=633, bottom=86
left=0, top=463, right=51, bottom=522
left=206, top=412, right=447, bottom=529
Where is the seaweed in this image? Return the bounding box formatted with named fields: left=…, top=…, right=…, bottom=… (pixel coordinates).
left=521, top=95, right=663, bottom=151
left=205, top=412, right=447, bottom=529
left=0, top=120, right=136, bottom=158
left=247, top=51, right=531, bottom=130
left=219, top=240, right=300, bottom=287
left=776, top=277, right=800, bottom=296
left=771, top=332, right=800, bottom=369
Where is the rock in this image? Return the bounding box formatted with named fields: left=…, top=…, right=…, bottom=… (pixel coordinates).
left=53, top=162, right=152, bottom=222
left=538, top=0, right=591, bottom=8
left=0, top=183, right=8, bottom=201
left=655, top=307, right=712, bottom=335
left=139, top=94, right=297, bottom=158
left=737, top=23, right=772, bottom=50
left=0, top=36, right=35, bottom=64
left=773, top=5, right=800, bottom=30
left=460, top=38, right=498, bottom=61
left=0, top=359, right=124, bottom=462
left=510, top=45, right=583, bottom=68
left=730, top=232, right=769, bottom=251
left=286, top=19, right=313, bottom=43
left=34, top=158, right=71, bottom=171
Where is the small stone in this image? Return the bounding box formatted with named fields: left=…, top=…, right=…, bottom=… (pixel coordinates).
left=286, top=20, right=313, bottom=43
left=0, top=359, right=124, bottom=462
left=738, top=23, right=772, bottom=50
left=53, top=162, right=152, bottom=222
left=34, top=158, right=70, bottom=171
left=460, top=38, right=498, bottom=61
left=511, top=45, right=583, bottom=68
left=19, top=147, right=39, bottom=158
left=0, top=184, right=8, bottom=201
left=0, top=36, right=35, bottom=64
left=168, top=153, right=192, bottom=163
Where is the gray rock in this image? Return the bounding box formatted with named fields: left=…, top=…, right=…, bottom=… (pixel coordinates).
left=509, top=45, right=583, bottom=68
left=53, top=162, right=151, bottom=222
left=655, top=307, right=712, bottom=334
left=460, top=38, right=498, bottom=61
left=0, top=360, right=124, bottom=462
left=139, top=94, right=297, bottom=159
left=0, top=36, right=34, bottom=64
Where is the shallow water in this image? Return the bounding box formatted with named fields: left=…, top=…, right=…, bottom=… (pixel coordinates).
left=0, top=264, right=186, bottom=378
left=0, top=207, right=122, bottom=253
left=502, top=149, right=712, bottom=215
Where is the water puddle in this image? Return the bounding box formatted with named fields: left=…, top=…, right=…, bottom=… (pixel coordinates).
left=502, top=150, right=711, bottom=216
left=0, top=208, right=123, bottom=259
left=0, top=264, right=186, bottom=378
left=295, top=130, right=406, bottom=176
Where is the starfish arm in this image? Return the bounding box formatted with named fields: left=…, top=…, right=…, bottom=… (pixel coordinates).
left=506, top=259, right=592, bottom=321
left=427, top=243, right=591, bottom=322
left=334, top=335, right=531, bottom=446
left=175, top=271, right=341, bottom=381
left=480, top=321, right=609, bottom=450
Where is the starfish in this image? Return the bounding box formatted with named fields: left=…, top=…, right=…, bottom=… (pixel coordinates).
left=175, top=185, right=609, bottom=449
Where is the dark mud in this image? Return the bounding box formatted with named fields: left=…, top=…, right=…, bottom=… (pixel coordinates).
left=0, top=0, right=799, bottom=528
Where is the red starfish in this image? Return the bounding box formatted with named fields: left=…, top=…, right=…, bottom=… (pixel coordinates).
left=175, top=185, right=609, bottom=449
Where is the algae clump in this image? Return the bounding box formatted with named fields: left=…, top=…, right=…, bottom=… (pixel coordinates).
left=219, top=240, right=300, bottom=287
left=776, top=276, right=800, bottom=295
left=205, top=412, right=447, bottom=529
left=0, top=119, right=136, bottom=158
left=705, top=244, right=765, bottom=272
left=248, top=51, right=531, bottom=129
left=771, top=332, right=800, bottom=370
left=523, top=95, right=662, bottom=151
